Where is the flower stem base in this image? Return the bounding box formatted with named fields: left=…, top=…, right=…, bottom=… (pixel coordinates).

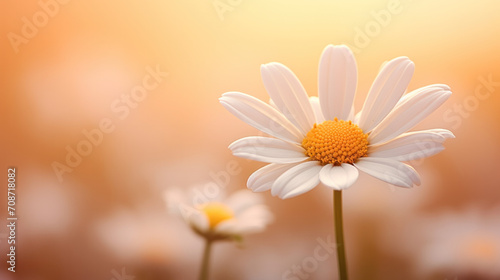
left=334, top=190, right=348, bottom=280
left=199, top=239, right=213, bottom=280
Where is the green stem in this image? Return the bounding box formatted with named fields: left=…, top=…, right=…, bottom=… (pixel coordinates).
left=334, top=190, right=348, bottom=280
left=199, top=238, right=213, bottom=280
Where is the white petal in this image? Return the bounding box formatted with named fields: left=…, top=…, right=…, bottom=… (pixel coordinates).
left=397, top=84, right=449, bottom=104
left=164, top=189, right=213, bottom=232
left=268, top=97, right=278, bottom=109
left=373, top=143, right=444, bottom=162
left=235, top=205, right=272, bottom=223
left=347, top=105, right=355, bottom=122
left=220, top=92, right=304, bottom=143
left=378, top=60, right=388, bottom=71
left=261, top=63, right=316, bottom=134
left=216, top=205, right=272, bottom=235
left=309, top=96, right=325, bottom=123
left=424, top=128, right=455, bottom=139
left=271, top=161, right=322, bottom=199
left=187, top=209, right=209, bottom=233
left=318, top=45, right=358, bottom=121
left=368, top=85, right=452, bottom=145
left=229, top=136, right=307, bottom=163
left=406, top=165, right=421, bottom=186
left=358, top=57, right=415, bottom=132
left=247, top=163, right=299, bottom=192
left=223, top=190, right=262, bottom=215
left=319, top=163, right=359, bottom=190
left=369, top=129, right=454, bottom=161
left=213, top=218, right=240, bottom=235
left=354, top=157, right=421, bottom=188
left=236, top=205, right=273, bottom=229
left=354, top=111, right=362, bottom=124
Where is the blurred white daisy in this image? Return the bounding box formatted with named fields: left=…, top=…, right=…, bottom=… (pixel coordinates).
left=164, top=185, right=273, bottom=241
left=412, top=209, right=500, bottom=278
left=220, top=44, right=454, bottom=199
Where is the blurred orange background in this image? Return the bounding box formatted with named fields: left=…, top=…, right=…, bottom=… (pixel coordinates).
left=1, top=0, right=500, bottom=279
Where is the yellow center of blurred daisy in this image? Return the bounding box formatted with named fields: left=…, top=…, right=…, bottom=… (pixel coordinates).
left=200, top=202, right=234, bottom=228
left=302, top=118, right=369, bottom=165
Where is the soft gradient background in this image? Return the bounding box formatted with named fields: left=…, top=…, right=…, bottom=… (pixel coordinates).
left=1, top=0, right=500, bottom=279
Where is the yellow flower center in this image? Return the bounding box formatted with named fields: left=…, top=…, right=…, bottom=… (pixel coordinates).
left=200, top=202, right=234, bottom=228
left=302, top=118, right=369, bottom=165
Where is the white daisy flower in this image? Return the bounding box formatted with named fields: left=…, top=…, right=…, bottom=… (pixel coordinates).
left=164, top=185, right=273, bottom=241
left=220, top=44, right=454, bottom=199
